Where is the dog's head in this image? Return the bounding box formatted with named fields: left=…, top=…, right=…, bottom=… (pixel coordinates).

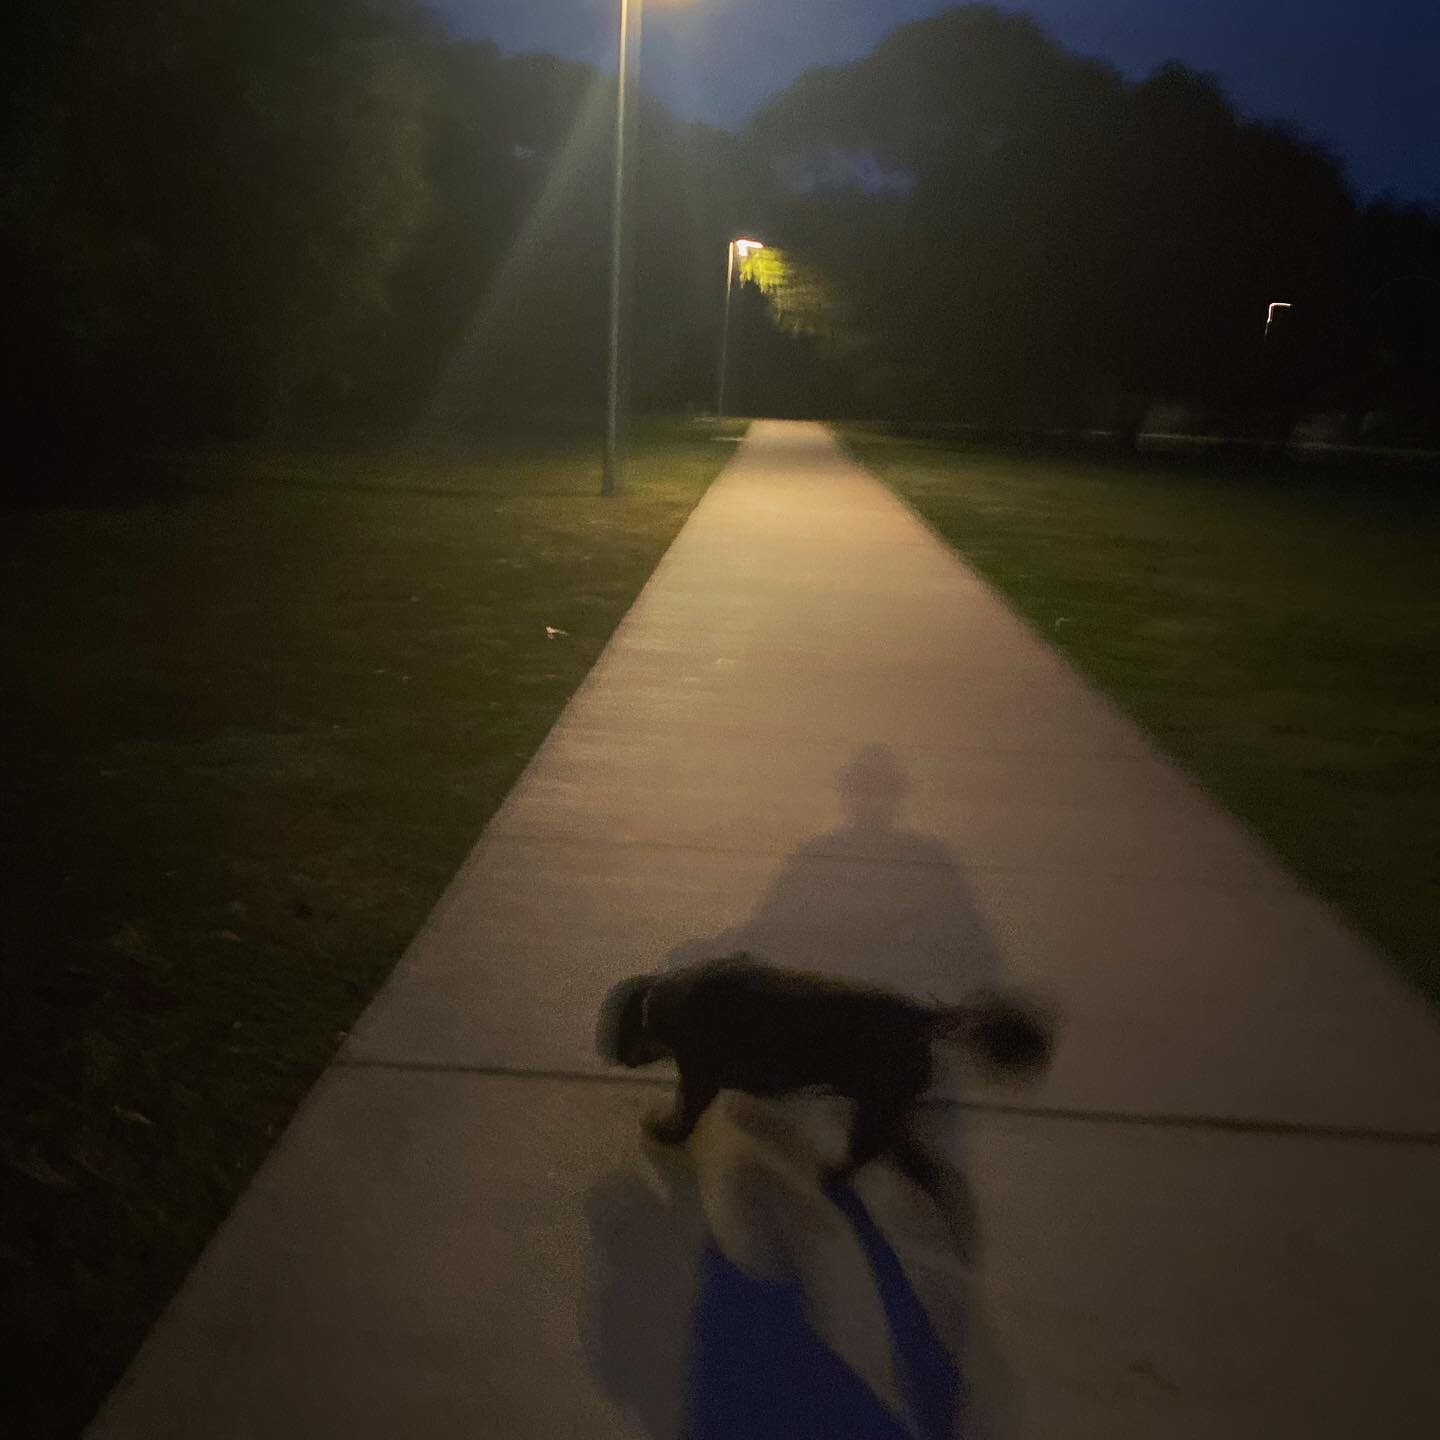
left=596, top=973, right=673, bottom=1068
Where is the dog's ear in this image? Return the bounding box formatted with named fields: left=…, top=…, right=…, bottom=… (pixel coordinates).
left=596, top=974, right=656, bottom=1066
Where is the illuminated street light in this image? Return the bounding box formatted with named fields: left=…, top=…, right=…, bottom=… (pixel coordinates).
left=717, top=238, right=765, bottom=419
left=1265, top=301, right=1293, bottom=338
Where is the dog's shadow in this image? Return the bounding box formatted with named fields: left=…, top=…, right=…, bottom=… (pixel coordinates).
left=582, top=1096, right=1012, bottom=1440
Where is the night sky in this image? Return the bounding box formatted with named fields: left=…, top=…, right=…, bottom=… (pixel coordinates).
left=433, top=1, right=1440, bottom=205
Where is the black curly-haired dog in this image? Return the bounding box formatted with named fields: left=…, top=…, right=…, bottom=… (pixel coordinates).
left=597, top=954, right=1052, bottom=1192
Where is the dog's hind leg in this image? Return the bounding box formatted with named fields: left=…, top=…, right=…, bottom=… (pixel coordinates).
left=890, top=1127, right=978, bottom=1261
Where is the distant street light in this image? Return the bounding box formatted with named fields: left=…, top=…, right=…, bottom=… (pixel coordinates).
left=1265, top=301, right=1293, bottom=338
left=716, top=238, right=764, bottom=420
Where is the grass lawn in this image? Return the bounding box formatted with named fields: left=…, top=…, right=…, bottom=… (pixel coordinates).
left=846, top=429, right=1440, bottom=1007
left=0, top=418, right=745, bottom=1439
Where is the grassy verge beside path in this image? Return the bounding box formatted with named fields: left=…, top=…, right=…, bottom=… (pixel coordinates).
left=846, top=429, right=1439, bottom=1007
left=0, top=419, right=745, bottom=1439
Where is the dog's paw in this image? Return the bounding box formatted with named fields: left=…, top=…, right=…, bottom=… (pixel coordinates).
left=643, top=1110, right=689, bottom=1145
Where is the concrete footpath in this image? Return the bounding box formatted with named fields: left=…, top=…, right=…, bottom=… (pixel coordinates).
left=92, top=422, right=1440, bottom=1438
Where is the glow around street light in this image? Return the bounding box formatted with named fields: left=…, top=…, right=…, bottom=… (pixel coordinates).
left=734, top=238, right=766, bottom=259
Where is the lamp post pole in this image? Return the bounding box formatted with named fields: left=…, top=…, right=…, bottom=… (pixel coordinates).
left=603, top=0, right=642, bottom=497
left=716, top=238, right=763, bottom=421
left=716, top=240, right=736, bottom=420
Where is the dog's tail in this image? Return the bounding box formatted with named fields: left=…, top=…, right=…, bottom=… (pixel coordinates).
left=931, top=992, right=1055, bottom=1079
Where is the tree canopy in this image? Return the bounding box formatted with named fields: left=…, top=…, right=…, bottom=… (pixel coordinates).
left=743, top=6, right=1379, bottom=431
left=3, top=1, right=1436, bottom=481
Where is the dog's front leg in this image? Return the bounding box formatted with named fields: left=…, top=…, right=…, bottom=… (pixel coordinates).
left=830, top=1096, right=907, bottom=1184
left=644, top=1065, right=719, bottom=1145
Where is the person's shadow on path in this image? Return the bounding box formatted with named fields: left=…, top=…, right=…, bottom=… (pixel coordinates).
left=675, top=744, right=1004, bottom=1002
left=582, top=746, right=1021, bottom=1438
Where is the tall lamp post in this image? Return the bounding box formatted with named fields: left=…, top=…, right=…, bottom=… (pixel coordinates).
left=716, top=237, right=764, bottom=420
left=602, top=0, right=644, bottom=497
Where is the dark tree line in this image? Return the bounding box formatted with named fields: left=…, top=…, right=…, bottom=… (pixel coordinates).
left=7, top=2, right=436, bottom=454
left=3, top=2, right=1437, bottom=488
left=2, top=0, right=752, bottom=480
left=745, top=6, right=1440, bottom=443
